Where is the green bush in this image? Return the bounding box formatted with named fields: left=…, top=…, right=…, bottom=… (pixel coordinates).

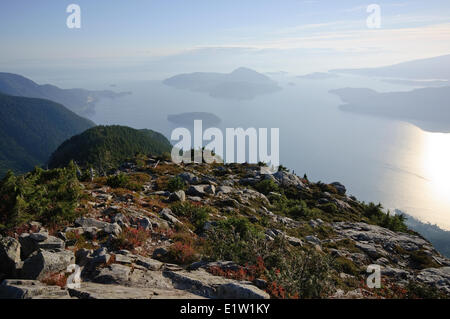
left=319, top=203, right=338, bottom=214
left=106, top=173, right=129, bottom=188
left=204, top=224, right=333, bottom=298
left=363, top=203, right=408, bottom=232
left=269, top=196, right=318, bottom=221
left=170, top=202, right=212, bottom=233
left=287, top=200, right=317, bottom=219
left=203, top=217, right=263, bottom=264
left=254, top=179, right=279, bottom=195
left=0, top=162, right=82, bottom=230
left=333, top=257, right=360, bottom=275
left=405, top=281, right=448, bottom=299
left=167, top=176, right=185, bottom=192
left=409, top=250, right=439, bottom=269
left=265, top=248, right=333, bottom=298
left=105, top=172, right=147, bottom=191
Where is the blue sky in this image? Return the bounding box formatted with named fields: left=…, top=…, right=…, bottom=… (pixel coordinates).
left=1, top=0, right=450, bottom=82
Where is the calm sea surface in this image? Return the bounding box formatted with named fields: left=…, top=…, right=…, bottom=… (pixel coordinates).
left=90, top=75, right=450, bottom=230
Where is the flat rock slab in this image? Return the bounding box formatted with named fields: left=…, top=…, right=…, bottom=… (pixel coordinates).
left=0, top=279, right=71, bottom=299
left=68, top=282, right=204, bottom=299
left=164, top=269, right=270, bottom=299
left=416, top=267, right=450, bottom=293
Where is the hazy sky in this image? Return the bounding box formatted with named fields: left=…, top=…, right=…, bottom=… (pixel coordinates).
left=1, top=0, right=450, bottom=82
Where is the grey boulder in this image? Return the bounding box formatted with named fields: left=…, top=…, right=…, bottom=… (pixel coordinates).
left=22, top=249, right=75, bottom=280
left=0, top=236, right=21, bottom=277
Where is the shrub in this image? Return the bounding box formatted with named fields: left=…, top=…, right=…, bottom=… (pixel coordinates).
left=167, top=241, right=199, bottom=265
left=109, top=227, right=151, bottom=251
left=106, top=173, right=129, bottom=189
left=167, top=176, right=185, bottom=192
left=287, top=201, right=317, bottom=219
left=106, top=172, right=149, bottom=191
left=409, top=250, right=439, bottom=269
left=405, top=281, right=449, bottom=299
left=203, top=218, right=263, bottom=264
left=333, top=256, right=360, bottom=275
left=363, top=203, right=408, bottom=232
left=0, top=163, right=82, bottom=230
left=203, top=222, right=333, bottom=298
left=170, top=202, right=212, bottom=233
left=317, top=182, right=338, bottom=194
left=269, top=196, right=318, bottom=221
left=65, top=231, right=96, bottom=250
left=254, top=179, right=279, bottom=195
left=41, top=272, right=68, bottom=288
left=319, top=203, right=338, bottom=214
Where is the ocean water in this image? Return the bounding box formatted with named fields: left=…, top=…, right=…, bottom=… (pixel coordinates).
left=90, top=75, right=450, bottom=230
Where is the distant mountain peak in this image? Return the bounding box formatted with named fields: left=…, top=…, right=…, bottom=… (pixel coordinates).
left=231, top=67, right=258, bottom=74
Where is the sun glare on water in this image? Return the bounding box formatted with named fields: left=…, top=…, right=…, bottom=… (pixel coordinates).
left=423, top=132, right=450, bottom=203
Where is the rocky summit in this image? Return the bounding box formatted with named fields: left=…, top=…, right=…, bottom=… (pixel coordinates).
left=0, top=156, right=449, bottom=299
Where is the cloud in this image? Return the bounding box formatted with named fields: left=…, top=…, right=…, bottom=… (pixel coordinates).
left=196, top=21, right=450, bottom=55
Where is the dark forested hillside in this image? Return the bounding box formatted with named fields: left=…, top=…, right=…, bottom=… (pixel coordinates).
left=48, top=125, right=172, bottom=171
left=0, top=72, right=130, bottom=117
left=0, top=93, right=95, bottom=176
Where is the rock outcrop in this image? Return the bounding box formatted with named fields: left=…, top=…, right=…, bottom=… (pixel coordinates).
left=1, top=157, right=449, bottom=299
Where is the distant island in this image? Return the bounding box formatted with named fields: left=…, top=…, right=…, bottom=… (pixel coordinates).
left=163, top=67, right=281, bottom=100
left=297, top=72, right=339, bottom=80
left=330, top=54, right=450, bottom=80
left=330, top=86, right=450, bottom=133
left=382, top=79, right=449, bottom=87
left=167, top=112, right=221, bottom=127
left=0, top=72, right=131, bottom=117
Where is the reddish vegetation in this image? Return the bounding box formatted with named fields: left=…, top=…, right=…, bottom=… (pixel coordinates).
left=168, top=241, right=197, bottom=264
left=207, top=257, right=293, bottom=299
left=356, top=278, right=425, bottom=299
left=111, top=227, right=151, bottom=251
left=41, top=272, right=68, bottom=288
left=145, top=197, right=168, bottom=211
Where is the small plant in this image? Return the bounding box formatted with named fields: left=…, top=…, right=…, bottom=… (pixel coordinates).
left=109, top=227, right=151, bottom=251
left=106, top=172, right=149, bottom=191
left=170, top=202, right=212, bottom=233
left=409, top=250, right=439, bottom=269
left=319, top=203, right=338, bottom=214
left=254, top=179, right=279, bottom=195
left=167, top=241, right=199, bottom=264
left=0, top=162, right=82, bottom=231
left=65, top=231, right=96, bottom=250
left=363, top=203, right=408, bottom=232
left=106, top=173, right=129, bottom=189
left=41, top=272, right=68, bottom=288
left=333, top=256, right=360, bottom=275
left=167, top=176, right=185, bottom=192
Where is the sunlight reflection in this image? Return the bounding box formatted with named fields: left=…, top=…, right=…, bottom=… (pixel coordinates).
left=423, top=133, right=450, bottom=203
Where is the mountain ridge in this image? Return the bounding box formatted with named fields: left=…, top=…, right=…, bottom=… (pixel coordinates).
left=0, top=92, right=95, bottom=176
left=0, top=72, right=130, bottom=117
left=48, top=125, right=172, bottom=171
left=330, top=54, right=450, bottom=80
